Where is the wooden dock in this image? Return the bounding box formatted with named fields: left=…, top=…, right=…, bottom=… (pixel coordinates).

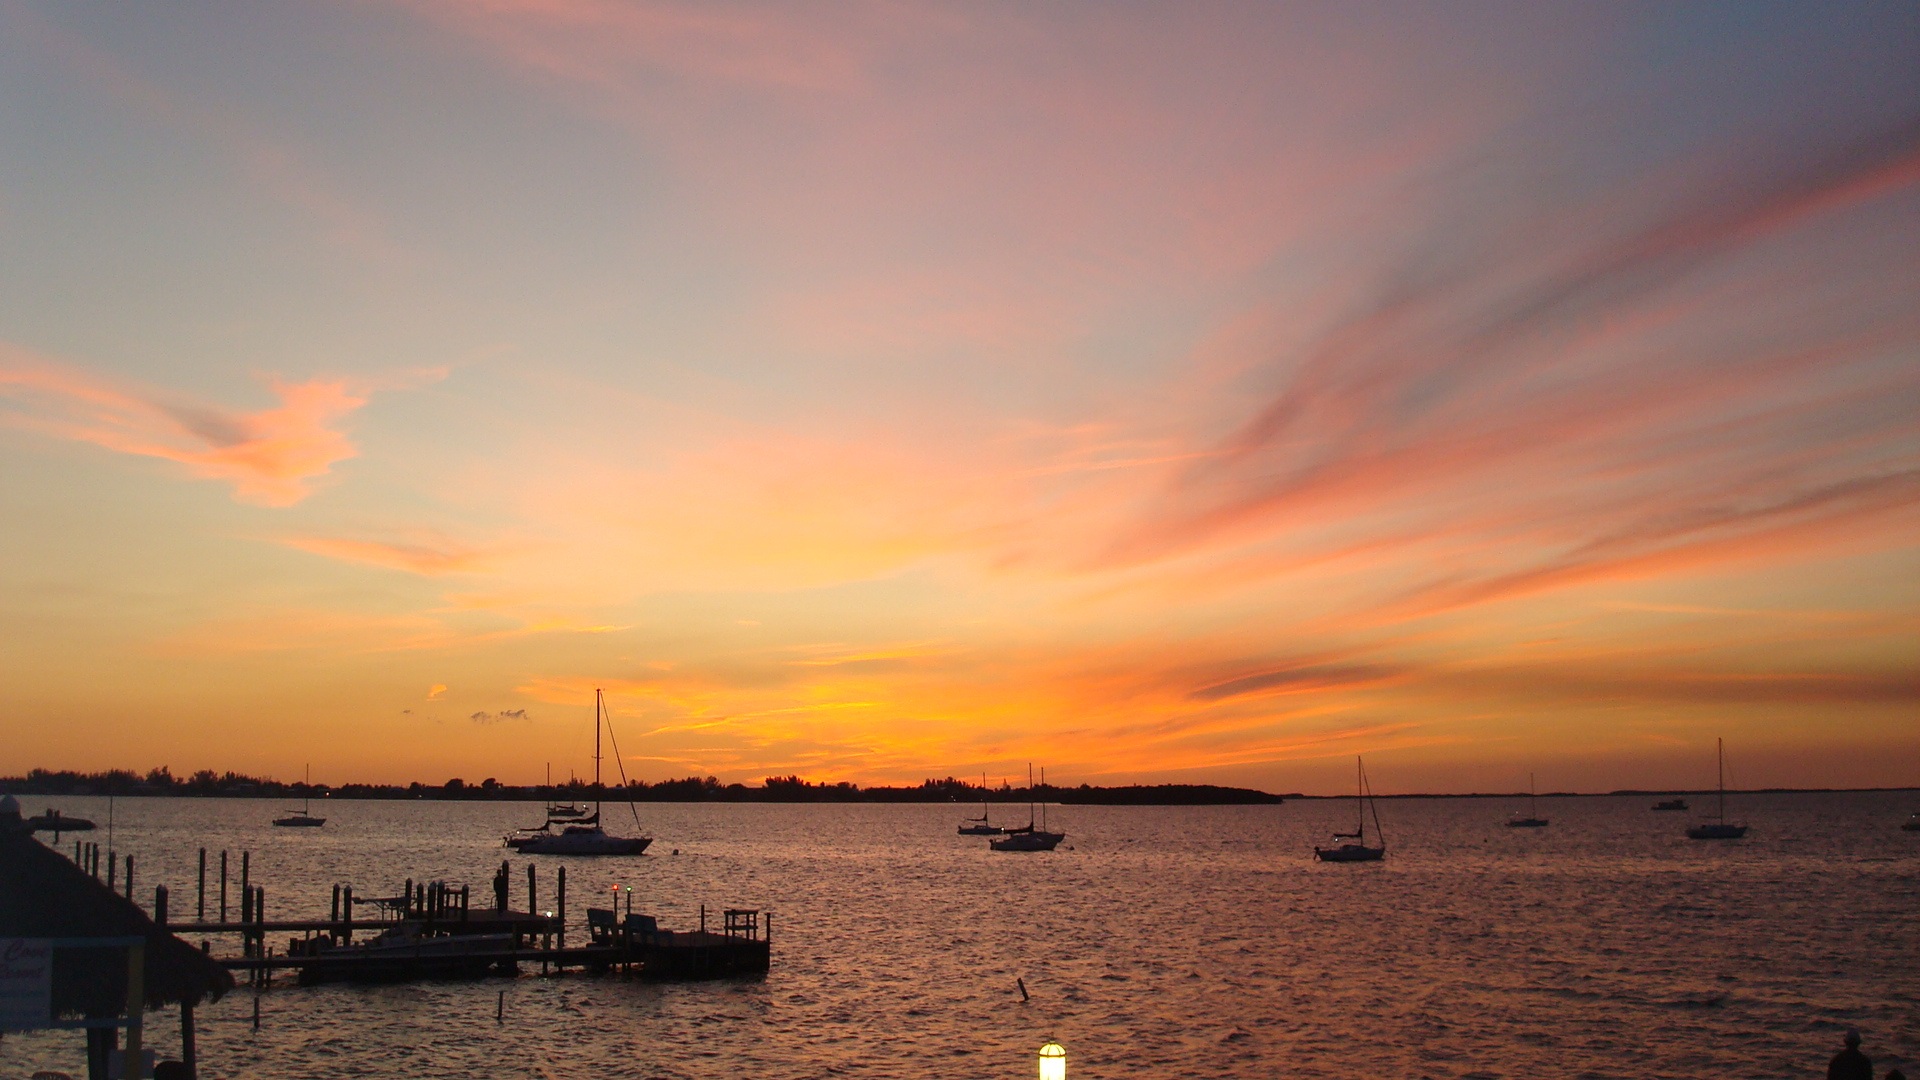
left=68, top=841, right=772, bottom=987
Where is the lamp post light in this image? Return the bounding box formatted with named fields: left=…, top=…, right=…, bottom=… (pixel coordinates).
left=1038, top=1039, right=1066, bottom=1080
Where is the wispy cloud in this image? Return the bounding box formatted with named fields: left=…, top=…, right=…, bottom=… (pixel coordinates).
left=0, top=346, right=368, bottom=506
left=278, top=533, right=496, bottom=575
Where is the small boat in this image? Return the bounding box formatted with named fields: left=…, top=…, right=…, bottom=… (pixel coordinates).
left=509, top=689, right=652, bottom=856
left=1685, top=738, right=1748, bottom=840
left=1506, top=772, right=1549, bottom=828
left=26, top=808, right=95, bottom=833
left=274, top=765, right=326, bottom=827
left=990, top=765, right=1064, bottom=852
left=958, top=773, right=1004, bottom=835
left=1652, top=797, right=1688, bottom=811
left=1315, top=756, right=1385, bottom=862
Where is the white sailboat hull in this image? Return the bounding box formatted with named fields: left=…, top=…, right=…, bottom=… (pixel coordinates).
left=513, top=827, right=651, bottom=855
left=989, top=830, right=1064, bottom=851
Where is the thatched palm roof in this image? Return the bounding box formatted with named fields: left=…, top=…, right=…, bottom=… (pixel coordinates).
left=0, top=831, right=234, bottom=1017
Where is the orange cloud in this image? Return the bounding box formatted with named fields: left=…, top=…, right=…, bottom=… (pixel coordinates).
left=0, top=347, right=367, bottom=506
left=278, top=533, right=495, bottom=575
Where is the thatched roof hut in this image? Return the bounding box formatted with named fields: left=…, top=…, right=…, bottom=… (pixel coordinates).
left=0, top=829, right=233, bottom=1018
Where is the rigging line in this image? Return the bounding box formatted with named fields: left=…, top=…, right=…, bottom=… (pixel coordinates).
left=1364, top=769, right=1386, bottom=845
left=599, top=696, right=646, bottom=833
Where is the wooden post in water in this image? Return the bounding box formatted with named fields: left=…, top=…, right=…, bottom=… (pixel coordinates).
left=124, top=855, right=134, bottom=901
left=154, top=885, right=168, bottom=928
left=526, top=863, right=536, bottom=916
left=341, top=885, right=353, bottom=944
left=121, top=939, right=145, bottom=1080
left=239, top=852, right=249, bottom=906
left=219, top=851, right=228, bottom=923
left=402, top=878, right=413, bottom=918
left=107, top=848, right=116, bottom=891
left=179, top=1001, right=196, bottom=1080
left=556, top=867, right=566, bottom=951
left=197, top=849, right=207, bottom=920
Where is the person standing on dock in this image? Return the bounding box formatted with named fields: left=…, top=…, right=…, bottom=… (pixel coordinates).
left=1827, top=1029, right=1871, bottom=1080
left=493, top=863, right=510, bottom=913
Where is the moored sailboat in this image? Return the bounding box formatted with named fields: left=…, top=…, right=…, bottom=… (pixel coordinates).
left=1315, top=756, right=1385, bottom=862
left=958, top=773, right=1004, bottom=835
left=989, top=765, right=1064, bottom=851
left=274, top=764, right=326, bottom=827
left=508, top=689, right=651, bottom=855
left=1506, top=772, right=1548, bottom=828
left=1685, top=738, right=1748, bottom=840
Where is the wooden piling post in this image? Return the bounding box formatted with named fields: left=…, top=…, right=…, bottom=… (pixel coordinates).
left=527, top=863, right=536, bottom=916
left=107, top=848, right=116, bottom=890
left=179, top=1001, right=196, bottom=1080
left=239, top=851, right=249, bottom=903
left=556, top=867, right=566, bottom=951
left=197, top=849, right=207, bottom=920
left=154, top=884, right=168, bottom=928
left=219, top=851, right=228, bottom=923
left=341, top=885, right=353, bottom=943
left=124, top=854, right=134, bottom=901
left=402, top=878, right=413, bottom=918
left=331, top=884, right=340, bottom=928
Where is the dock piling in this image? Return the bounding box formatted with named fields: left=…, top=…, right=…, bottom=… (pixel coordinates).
left=107, top=848, right=116, bottom=890
left=341, top=885, right=353, bottom=944
left=125, top=854, right=134, bottom=900
left=219, top=851, right=228, bottom=923
left=557, top=867, right=566, bottom=950
left=197, top=849, right=206, bottom=920
left=155, top=884, right=168, bottom=927
left=526, top=863, right=536, bottom=916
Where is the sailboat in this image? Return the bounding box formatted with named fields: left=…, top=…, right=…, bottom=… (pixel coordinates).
left=958, top=773, right=1004, bottom=835
left=1685, top=738, right=1748, bottom=840
left=989, top=765, right=1065, bottom=851
left=1506, top=772, right=1548, bottom=828
left=273, top=765, right=326, bottom=827
left=507, top=689, right=651, bottom=855
left=1315, top=756, right=1385, bottom=862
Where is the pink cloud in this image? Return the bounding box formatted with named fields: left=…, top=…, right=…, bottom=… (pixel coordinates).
left=0, top=346, right=366, bottom=506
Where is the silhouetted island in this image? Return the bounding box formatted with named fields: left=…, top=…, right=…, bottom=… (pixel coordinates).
left=2, top=767, right=1285, bottom=805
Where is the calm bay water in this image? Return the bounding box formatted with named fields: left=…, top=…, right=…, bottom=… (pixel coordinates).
left=2, top=792, right=1915, bottom=1079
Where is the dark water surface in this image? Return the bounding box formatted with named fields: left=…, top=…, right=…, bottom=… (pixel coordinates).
left=2, top=792, right=1915, bottom=1078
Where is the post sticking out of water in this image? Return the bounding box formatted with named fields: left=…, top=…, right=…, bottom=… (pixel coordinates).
left=124, top=854, right=134, bottom=900
left=526, top=863, right=536, bottom=916
left=107, top=849, right=116, bottom=891
left=197, top=849, right=207, bottom=920
left=240, top=851, right=249, bottom=905
left=154, top=884, right=168, bottom=927
left=341, top=885, right=353, bottom=944
left=219, top=851, right=228, bottom=923
left=556, top=867, right=566, bottom=950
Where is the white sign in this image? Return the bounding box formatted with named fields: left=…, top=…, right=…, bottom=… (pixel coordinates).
left=0, top=938, right=53, bottom=1031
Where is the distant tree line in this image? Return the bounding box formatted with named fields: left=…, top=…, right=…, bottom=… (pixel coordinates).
left=1, top=767, right=1284, bottom=804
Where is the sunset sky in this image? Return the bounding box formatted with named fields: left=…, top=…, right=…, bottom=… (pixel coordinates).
left=1, top=3, right=1914, bottom=794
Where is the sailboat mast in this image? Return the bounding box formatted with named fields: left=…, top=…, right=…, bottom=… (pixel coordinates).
left=1716, top=737, right=1725, bottom=824
left=1357, top=756, right=1365, bottom=841
left=595, top=688, right=604, bottom=817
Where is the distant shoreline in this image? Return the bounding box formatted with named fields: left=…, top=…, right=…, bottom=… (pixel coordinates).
left=2, top=768, right=1912, bottom=803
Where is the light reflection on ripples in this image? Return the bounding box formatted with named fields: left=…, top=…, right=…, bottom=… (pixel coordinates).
left=1, top=792, right=1914, bottom=1078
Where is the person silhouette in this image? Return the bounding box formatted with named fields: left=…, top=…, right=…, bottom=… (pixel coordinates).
left=1827, top=1028, right=1871, bottom=1080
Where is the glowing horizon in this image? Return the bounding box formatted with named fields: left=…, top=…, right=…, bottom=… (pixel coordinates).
left=0, top=3, right=1914, bottom=796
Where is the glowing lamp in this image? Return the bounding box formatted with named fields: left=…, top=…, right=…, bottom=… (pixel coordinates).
left=1037, top=1039, right=1066, bottom=1080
